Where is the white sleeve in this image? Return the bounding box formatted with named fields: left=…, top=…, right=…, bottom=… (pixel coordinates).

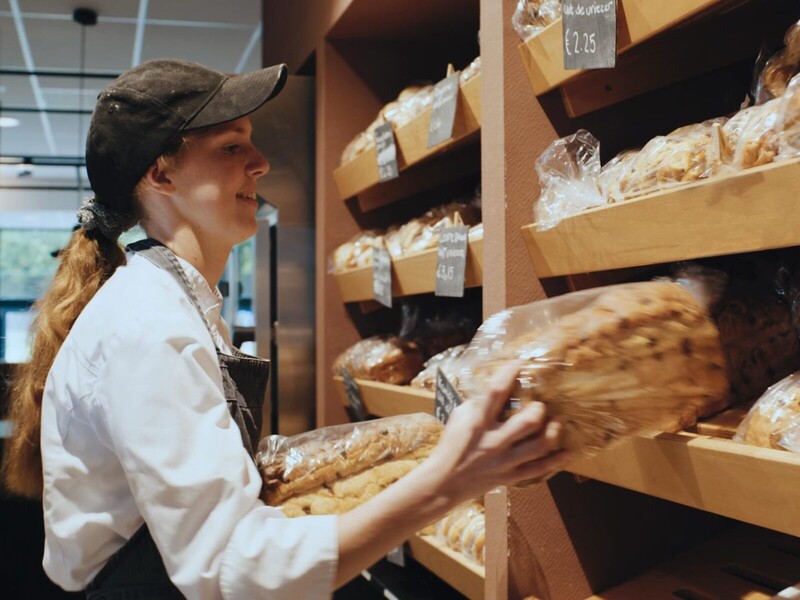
left=94, top=317, right=337, bottom=600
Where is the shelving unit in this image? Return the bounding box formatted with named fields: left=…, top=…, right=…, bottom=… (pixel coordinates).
left=587, top=524, right=800, bottom=599
left=332, top=233, right=483, bottom=302
left=332, top=376, right=434, bottom=417
left=521, top=157, right=800, bottom=278
left=409, top=534, right=486, bottom=600
left=518, top=0, right=721, bottom=95
left=333, top=73, right=482, bottom=201
left=265, top=0, right=800, bottom=598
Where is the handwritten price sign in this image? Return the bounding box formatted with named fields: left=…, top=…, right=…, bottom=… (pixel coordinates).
left=562, top=0, right=616, bottom=70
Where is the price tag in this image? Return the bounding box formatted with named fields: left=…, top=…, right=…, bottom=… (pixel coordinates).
left=562, top=0, right=617, bottom=70
left=386, top=544, right=406, bottom=567
left=435, top=225, right=469, bottom=298
left=427, top=71, right=460, bottom=148
left=342, top=369, right=366, bottom=421
left=435, top=368, right=462, bottom=424
left=374, top=122, right=399, bottom=182
left=372, top=247, right=393, bottom=308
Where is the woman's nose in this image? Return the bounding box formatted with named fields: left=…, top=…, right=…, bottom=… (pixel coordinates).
left=248, top=149, right=270, bottom=178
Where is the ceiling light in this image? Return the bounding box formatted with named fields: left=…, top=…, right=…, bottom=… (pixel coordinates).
left=0, top=117, right=20, bottom=128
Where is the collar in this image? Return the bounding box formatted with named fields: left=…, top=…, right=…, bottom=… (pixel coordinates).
left=174, top=255, right=225, bottom=324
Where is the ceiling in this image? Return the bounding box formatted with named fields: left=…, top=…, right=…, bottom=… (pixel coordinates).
left=0, top=0, right=263, bottom=194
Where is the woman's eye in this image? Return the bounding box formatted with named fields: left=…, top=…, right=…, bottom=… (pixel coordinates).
left=223, top=144, right=240, bottom=154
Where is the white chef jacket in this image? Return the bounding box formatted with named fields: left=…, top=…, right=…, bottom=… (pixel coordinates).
left=40, top=250, right=337, bottom=599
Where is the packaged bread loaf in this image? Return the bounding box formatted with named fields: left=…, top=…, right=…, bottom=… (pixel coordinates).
left=329, top=230, right=383, bottom=273
left=432, top=500, right=486, bottom=566
left=459, top=279, right=729, bottom=458
left=734, top=372, right=800, bottom=451
left=411, top=344, right=469, bottom=391
left=333, top=335, right=424, bottom=385
left=257, top=414, right=443, bottom=516
left=755, top=20, right=800, bottom=104
left=512, top=0, right=561, bottom=42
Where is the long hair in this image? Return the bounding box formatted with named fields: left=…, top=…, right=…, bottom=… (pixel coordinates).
left=2, top=229, right=127, bottom=498
left=1, top=134, right=192, bottom=499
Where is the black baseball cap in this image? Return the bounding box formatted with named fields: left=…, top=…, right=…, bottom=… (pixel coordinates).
left=86, top=58, right=288, bottom=216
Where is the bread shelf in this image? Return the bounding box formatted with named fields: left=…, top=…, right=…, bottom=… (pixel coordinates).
left=333, top=72, right=482, bottom=202
left=569, top=427, right=800, bottom=538
left=408, top=534, right=485, bottom=600
left=521, top=157, right=800, bottom=278
left=333, top=376, right=434, bottom=417
left=518, top=0, right=721, bottom=96
left=332, top=232, right=483, bottom=302
left=587, top=525, right=800, bottom=599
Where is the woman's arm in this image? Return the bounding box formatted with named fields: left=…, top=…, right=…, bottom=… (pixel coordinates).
left=335, top=363, right=570, bottom=587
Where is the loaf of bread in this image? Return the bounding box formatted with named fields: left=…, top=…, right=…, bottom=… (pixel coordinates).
left=512, top=0, right=562, bottom=42
left=756, top=20, right=800, bottom=104
left=330, top=230, right=382, bottom=272
left=468, top=281, right=729, bottom=457
left=411, top=344, right=469, bottom=391
left=734, top=372, right=800, bottom=451
left=258, top=413, right=442, bottom=511
left=333, top=336, right=424, bottom=385
left=433, top=500, right=486, bottom=566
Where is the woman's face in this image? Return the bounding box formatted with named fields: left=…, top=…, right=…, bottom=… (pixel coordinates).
left=166, top=116, right=268, bottom=247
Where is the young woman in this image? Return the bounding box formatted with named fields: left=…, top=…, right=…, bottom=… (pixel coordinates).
left=1, top=59, right=567, bottom=599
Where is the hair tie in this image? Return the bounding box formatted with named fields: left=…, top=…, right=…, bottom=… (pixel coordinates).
left=77, top=197, right=136, bottom=240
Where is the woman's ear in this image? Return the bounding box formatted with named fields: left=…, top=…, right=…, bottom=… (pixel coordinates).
left=140, top=156, right=175, bottom=195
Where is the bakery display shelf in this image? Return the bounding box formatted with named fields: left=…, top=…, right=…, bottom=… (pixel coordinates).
left=333, top=376, right=434, bottom=417
left=333, top=72, right=481, bottom=202
left=521, top=157, right=800, bottom=278
left=586, top=524, right=800, bottom=599
left=518, top=0, right=721, bottom=96
left=691, top=402, right=752, bottom=439
left=568, top=425, right=800, bottom=538
left=408, top=534, right=485, bottom=600
left=332, top=233, right=483, bottom=302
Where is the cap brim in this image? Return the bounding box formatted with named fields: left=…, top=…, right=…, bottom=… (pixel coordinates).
left=183, top=63, right=288, bottom=130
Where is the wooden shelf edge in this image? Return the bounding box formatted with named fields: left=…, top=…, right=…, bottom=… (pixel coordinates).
left=333, top=376, right=434, bottom=417
left=333, top=72, right=482, bottom=201
left=408, top=534, right=485, bottom=600
left=332, top=233, right=483, bottom=302
left=521, top=157, right=800, bottom=278
left=518, top=0, right=722, bottom=95
left=568, top=430, right=800, bottom=537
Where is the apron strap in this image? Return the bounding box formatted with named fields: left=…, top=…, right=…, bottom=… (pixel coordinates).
left=127, top=239, right=220, bottom=353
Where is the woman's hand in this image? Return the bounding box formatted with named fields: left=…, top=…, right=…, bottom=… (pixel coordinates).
left=334, top=361, right=570, bottom=589
left=422, top=361, right=571, bottom=505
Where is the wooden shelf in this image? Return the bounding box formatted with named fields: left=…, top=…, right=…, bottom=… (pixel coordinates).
left=522, top=157, right=800, bottom=278
left=587, top=525, right=800, bottom=599
left=333, top=376, right=434, bottom=417
left=333, top=72, right=482, bottom=201
left=408, top=534, right=485, bottom=600
left=517, top=0, right=722, bottom=96
left=332, top=232, right=483, bottom=302
left=568, top=426, right=800, bottom=538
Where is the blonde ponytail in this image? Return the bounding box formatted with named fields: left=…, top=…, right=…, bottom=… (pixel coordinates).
left=2, top=228, right=126, bottom=498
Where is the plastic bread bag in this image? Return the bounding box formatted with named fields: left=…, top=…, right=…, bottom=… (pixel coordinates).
left=613, top=120, right=726, bottom=201
left=460, top=56, right=482, bottom=85
left=533, top=129, right=605, bottom=230
left=257, top=413, right=443, bottom=512
left=384, top=83, right=435, bottom=129
left=733, top=372, right=800, bottom=452
left=328, top=230, right=384, bottom=273
left=436, top=500, right=483, bottom=547
left=755, top=20, right=800, bottom=105
left=410, top=343, right=470, bottom=391
left=404, top=200, right=482, bottom=255
left=333, top=335, right=425, bottom=385
left=459, top=511, right=486, bottom=566
left=778, top=73, right=800, bottom=157
left=455, top=276, right=730, bottom=463
left=596, top=149, right=639, bottom=204
left=720, top=99, right=781, bottom=169
left=340, top=113, right=386, bottom=165
left=512, top=0, right=562, bottom=42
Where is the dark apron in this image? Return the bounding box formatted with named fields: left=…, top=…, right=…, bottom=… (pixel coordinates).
left=85, top=239, right=270, bottom=600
